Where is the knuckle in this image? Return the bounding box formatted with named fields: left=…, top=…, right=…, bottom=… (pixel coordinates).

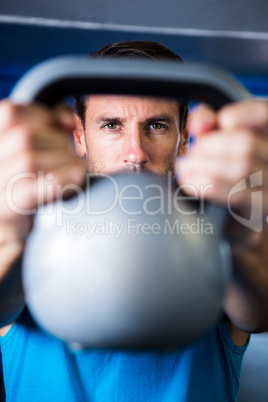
left=218, top=104, right=237, bottom=125
left=19, top=152, right=36, bottom=173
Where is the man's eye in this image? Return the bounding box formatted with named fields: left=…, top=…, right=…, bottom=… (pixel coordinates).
left=150, top=123, right=165, bottom=130
left=104, top=123, right=119, bottom=130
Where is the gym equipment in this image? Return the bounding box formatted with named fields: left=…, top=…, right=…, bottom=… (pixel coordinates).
left=10, top=56, right=250, bottom=108
left=10, top=57, right=251, bottom=349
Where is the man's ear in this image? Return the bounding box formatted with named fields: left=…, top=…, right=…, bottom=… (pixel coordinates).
left=178, top=113, right=193, bottom=158
left=73, top=114, right=87, bottom=158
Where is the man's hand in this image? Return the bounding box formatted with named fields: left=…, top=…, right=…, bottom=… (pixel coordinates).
left=0, top=100, right=86, bottom=325
left=179, top=99, right=268, bottom=332
left=179, top=100, right=268, bottom=213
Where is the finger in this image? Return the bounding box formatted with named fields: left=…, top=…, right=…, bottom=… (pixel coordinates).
left=0, top=126, right=74, bottom=162
left=188, top=126, right=268, bottom=165
left=191, top=104, right=218, bottom=136
left=52, top=104, right=76, bottom=131
left=0, top=151, right=81, bottom=185
left=218, top=100, right=268, bottom=132
left=0, top=101, right=53, bottom=131
left=0, top=220, right=33, bottom=245
left=181, top=152, right=268, bottom=185
left=178, top=170, right=267, bottom=216
left=2, top=159, right=87, bottom=216
left=180, top=128, right=268, bottom=185
left=178, top=170, right=237, bottom=204
left=0, top=149, right=86, bottom=190
left=0, top=100, right=75, bottom=133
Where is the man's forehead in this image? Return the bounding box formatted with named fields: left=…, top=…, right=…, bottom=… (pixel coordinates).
left=85, top=94, right=180, bottom=116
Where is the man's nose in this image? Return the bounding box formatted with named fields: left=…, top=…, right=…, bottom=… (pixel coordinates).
left=123, top=132, right=149, bottom=167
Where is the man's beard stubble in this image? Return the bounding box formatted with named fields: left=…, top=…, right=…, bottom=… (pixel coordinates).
left=86, top=156, right=177, bottom=180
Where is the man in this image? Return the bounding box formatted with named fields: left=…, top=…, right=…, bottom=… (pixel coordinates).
left=0, top=40, right=267, bottom=401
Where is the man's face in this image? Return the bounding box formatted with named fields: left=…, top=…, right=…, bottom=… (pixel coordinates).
left=73, top=95, right=189, bottom=177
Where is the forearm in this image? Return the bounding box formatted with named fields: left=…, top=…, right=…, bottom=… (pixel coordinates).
left=224, top=222, right=268, bottom=333
left=178, top=100, right=268, bottom=332
left=224, top=279, right=268, bottom=333
left=0, top=241, right=25, bottom=327
left=0, top=100, right=85, bottom=328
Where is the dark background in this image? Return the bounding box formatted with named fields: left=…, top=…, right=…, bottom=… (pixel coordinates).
left=0, top=0, right=268, bottom=98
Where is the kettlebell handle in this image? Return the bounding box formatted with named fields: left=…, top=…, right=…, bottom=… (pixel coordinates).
left=9, top=56, right=251, bottom=108
left=9, top=56, right=252, bottom=237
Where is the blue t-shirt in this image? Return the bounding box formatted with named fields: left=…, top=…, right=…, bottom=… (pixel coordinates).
left=0, top=349, right=2, bottom=380
left=0, top=309, right=248, bottom=402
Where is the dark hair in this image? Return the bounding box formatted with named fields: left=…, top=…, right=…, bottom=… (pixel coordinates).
left=73, top=40, right=189, bottom=131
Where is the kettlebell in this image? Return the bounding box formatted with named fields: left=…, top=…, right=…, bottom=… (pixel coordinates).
left=10, top=57, right=251, bottom=348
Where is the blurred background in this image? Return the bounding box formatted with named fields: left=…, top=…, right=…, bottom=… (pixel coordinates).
left=0, top=0, right=268, bottom=401
left=0, top=0, right=268, bottom=99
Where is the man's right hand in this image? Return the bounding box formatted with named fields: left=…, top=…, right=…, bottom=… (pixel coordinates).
left=0, top=100, right=87, bottom=325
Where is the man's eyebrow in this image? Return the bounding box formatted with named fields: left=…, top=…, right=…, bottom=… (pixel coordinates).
left=94, top=114, right=175, bottom=125
left=95, top=116, right=124, bottom=124
left=143, top=115, right=174, bottom=125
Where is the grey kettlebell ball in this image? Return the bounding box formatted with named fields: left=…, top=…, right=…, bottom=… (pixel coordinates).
left=23, top=172, right=230, bottom=349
